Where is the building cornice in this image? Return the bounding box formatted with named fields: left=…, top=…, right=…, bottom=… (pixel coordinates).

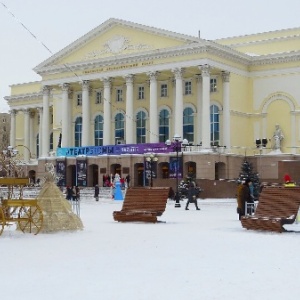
left=219, top=34, right=300, bottom=48
left=35, top=44, right=206, bottom=75
left=4, top=92, right=43, bottom=104
left=36, top=41, right=251, bottom=76
left=214, top=26, right=300, bottom=43
left=35, top=43, right=300, bottom=80
left=250, top=50, right=300, bottom=66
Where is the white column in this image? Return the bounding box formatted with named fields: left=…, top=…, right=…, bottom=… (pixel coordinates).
left=10, top=109, right=17, bottom=147
left=23, top=109, right=30, bottom=161
left=68, top=91, right=73, bottom=146
left=37, top=108, right=43, bottom=157
left=148, top=71, right=159, bottom=143
left=42, top=86, right=50, bottom=157
left=61, top=83, right=70, bottom=147
left=222, top=71, right=231, bottom=149
left=173, top=68, right=184, bottom=138
left=125, top=75, right=134, bottom=144
left=103, top=78, right=111, bottom=145
left=81, top=80, right=91, bottom=146
left=172, top=78, right=176, bottom=138
left=200, top=65, right=211, bottom=150
left=196, top=75, right=203, bottom=145
left=29, top=111, right=35, bottom=158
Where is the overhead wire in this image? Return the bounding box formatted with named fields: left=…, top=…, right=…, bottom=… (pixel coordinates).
left=1, top=2, right=195, bottom=141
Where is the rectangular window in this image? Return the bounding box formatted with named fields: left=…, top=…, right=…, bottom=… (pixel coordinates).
left=77, top=93, right=82, bottom=106
left=96, top=91, right=102, bottom=104
left=210, top=78, right=217, bottom=92
left=116, top=89, right=123, bottom=102
left=161, top=84, right=168, bottom=97
left=185, top=81, right=192, bottom=95
left=138, top=86, right=145, bottom=100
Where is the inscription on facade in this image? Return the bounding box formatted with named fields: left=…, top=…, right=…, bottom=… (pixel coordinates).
left=82, top=61, right=154, bottom=75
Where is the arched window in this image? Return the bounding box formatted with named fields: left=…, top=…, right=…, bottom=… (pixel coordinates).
left=115, top=113, right=124, bottom=144
left=159, top=109, right=169, bottom=142
left=136, top=111, right=146, bottom=143
left=94, top=115, right=103, bottom=146
left=75, top=117, right=82, bottom=147
left=36, top=133, right=39, bottom=158
left=210, top=105, right=219, bottom=145
left=183, top=107, right=194, bottom=142
left=50, top=132, right=53, bottom=151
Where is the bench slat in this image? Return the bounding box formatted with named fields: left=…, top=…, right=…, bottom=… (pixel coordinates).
left=113, top=187, right=170, bottom=223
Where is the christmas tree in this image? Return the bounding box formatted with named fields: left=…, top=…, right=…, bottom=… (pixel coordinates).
left=237, top=160, right=260, bottom=199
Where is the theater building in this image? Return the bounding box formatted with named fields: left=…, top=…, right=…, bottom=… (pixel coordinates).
left=5, top=18, right=300, bottom=191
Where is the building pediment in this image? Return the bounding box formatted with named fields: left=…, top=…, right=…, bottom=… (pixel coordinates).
left=34, top=18, right=204, bottom=75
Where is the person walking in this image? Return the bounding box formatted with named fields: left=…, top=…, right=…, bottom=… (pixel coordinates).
left=72, top=186, right=77, bottom=201
left=185, top=182, right=200, bottom=210
left=94, top=184, right=100, bottom=201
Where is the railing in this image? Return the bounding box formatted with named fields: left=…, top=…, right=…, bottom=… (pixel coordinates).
left=0, top=186, right=125, bottom=200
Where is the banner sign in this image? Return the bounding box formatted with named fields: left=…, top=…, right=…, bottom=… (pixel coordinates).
left=144, top=159, right=157, bottom=187
left=56, top=160, right=66, bottom=186
left=76, top=159, right=87, bottom=186
left=56, top=142, right=173, bottom=157
left=169, top=156, right=183, bottom=179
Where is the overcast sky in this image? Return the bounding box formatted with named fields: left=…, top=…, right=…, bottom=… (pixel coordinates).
left=1, top=0, right=300, bottom=113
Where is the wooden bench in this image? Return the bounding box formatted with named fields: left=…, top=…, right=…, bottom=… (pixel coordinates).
left=113, top=187, right=170, bottom=223
left=241, top=186, right=300, bottom=233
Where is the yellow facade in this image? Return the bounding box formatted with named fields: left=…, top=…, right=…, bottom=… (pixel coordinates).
left=4, top=18, right=300, bottom=183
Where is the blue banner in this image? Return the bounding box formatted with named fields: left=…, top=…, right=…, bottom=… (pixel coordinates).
left=56, top=142, right=173, bottom=157
left=169, top=156, right=183, bottom=179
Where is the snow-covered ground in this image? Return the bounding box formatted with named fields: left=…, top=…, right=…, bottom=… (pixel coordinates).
left=1, top=197, right=300, bottom=300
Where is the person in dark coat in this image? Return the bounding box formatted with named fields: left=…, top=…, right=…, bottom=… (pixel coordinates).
left=236, top=181, right=245, bottom=220
left=242, top=179, right=254, bottom=216
left=66, top=186, right=72, bottom=200
left=185, top=182, right=200, bottom=210
left=94, top=184, right=100, bottom=201
left=72, top=186, right=77, bottom=201
left=126, top=174, right=130, bottom=187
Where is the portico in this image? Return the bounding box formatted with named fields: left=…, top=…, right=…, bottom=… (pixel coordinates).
left=7, top=63, right=231, bottom=158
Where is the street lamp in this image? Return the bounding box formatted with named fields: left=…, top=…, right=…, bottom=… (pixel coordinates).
left=2, top=145, right=18, bottom=157
left=145, top=153, right=158, bottom=187
left=255, top=138, right=268, bottom=179
left=165, top=134, right=189, bottom=208
left=256, top=138, right=268, bottom=148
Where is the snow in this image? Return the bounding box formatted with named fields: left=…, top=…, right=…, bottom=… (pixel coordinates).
left=1, top=197, right=300, bottom=300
